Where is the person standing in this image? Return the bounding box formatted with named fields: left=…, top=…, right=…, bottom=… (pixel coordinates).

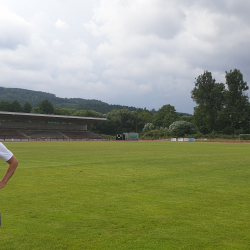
left=0, top=142, right=18, bottom=189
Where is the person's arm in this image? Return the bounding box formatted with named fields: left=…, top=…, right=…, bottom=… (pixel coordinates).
left=0, top=155, right=18, bottom=189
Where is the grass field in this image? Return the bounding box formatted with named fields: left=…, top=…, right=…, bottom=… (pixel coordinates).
left=0, top=141, right=250, bottom=250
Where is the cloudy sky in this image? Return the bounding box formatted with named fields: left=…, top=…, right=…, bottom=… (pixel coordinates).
left=1, top=0, right=250, bottom=114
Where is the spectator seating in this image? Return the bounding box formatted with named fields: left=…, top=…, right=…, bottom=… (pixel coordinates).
left=0, top=129, right=27, bottom=140
left=0, top=129, right=105, bottom=141
left=24, top=130, right=64, bottom=139
left=61, top=131, right=104, bottom=140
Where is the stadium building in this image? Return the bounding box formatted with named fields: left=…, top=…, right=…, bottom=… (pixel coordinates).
left=0, top=111, right=107, bottom=141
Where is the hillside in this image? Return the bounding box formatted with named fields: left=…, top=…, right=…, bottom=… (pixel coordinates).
left=0, top=87, right=137, bottom=114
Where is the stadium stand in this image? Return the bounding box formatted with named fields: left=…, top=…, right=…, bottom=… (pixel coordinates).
left=0, top=111, right=107, bottom=141
left=62, top=131, right=104, bottom=140
left=23, top=130, right=64, bottom=140
left=0, top=129, right=27, bottom=140
left=0, top=129, right=105, bottom=141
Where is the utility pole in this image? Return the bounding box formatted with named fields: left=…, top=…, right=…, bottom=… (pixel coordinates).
left=134, top=112, right=138, bottom=133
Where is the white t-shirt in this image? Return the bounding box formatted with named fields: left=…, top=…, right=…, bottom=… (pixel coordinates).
left=0, top=142, right=13, bottom=161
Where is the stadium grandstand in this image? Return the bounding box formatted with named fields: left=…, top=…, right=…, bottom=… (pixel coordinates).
left=0, top=111, right=107, bottom=141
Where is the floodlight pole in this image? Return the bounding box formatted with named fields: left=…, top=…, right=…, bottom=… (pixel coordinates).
left=135, top=112, right=138, bottom=133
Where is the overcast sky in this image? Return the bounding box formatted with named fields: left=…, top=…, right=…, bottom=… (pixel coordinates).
left=1, top=0, right=250, bottom=114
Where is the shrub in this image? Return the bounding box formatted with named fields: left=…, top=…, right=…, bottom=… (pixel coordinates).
left=169, top=121, right=197, bottom=137
left=143, top=123, right=155, bottom=133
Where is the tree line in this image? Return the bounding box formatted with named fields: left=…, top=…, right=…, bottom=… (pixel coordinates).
left=0, top=98, right=192, bottom=136
left=0, top=68, right=249, bottom=138
left=191, top=69, right=250, bottom=135
left=0, top=100, right=33, bottom=113
left=0, top=87, right=138, bottom=113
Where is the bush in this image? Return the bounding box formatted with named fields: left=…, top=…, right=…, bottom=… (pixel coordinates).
left=101, top=134, right=116, bottom=140
left=143, top=123, right=155, bottom=133
left=169, top=121, right=197, bottom=137
left=141, top=129, right=169, bottom=140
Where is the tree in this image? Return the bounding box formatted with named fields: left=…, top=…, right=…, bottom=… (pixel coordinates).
left=224, top=69, right=249, bottom=132
left=100, top=109, right=138, bottom=135
left=143, top=123, right=155, bottom=133
left=54, top=108, right=76, bottom=116
left=31, top=107, right=43, bottom=114
left=153, top=104, right=178, bottom=128
left=11, top=100, right=23, bottom=112
left=0, top=101, right=11, bottom=111
left=169, top=121, right=197, bottom=137
left=72, top=109, right=104, bottom=118
left=23, top=101, right=32, bottom=113
left=37, top=100, right=54, bottom=114
left=191, top=71, right=225, bottom=133
left=136, top=108, right=153, bottom=132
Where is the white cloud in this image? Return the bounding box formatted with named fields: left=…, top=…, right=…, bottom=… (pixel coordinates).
left=55, top=18, right=69, bottom=29
left=53, top=39, right=63, bottom=46
left=1, top=0, right=250, bottom=113
left=83, top=0, right=250, bottom=111
left=85, top=0, right=185, bottom=39
left=56, top=40, right=93, bottom=72
left=0, top=5, right=32, bottom=49
left=85, top=0, right=191, bottom=97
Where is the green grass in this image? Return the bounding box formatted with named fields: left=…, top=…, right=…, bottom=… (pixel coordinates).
left=0, top=141, right=250, bottom=249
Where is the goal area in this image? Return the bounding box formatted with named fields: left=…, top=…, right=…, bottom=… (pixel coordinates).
left=239, top=134, right=250, bottom=142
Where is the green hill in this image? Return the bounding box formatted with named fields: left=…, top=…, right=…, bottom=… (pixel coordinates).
left=0, top=87, right=137, bottom=114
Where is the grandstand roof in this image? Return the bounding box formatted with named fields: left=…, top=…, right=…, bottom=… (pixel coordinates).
left=0, top=111, right=106, bottom=124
